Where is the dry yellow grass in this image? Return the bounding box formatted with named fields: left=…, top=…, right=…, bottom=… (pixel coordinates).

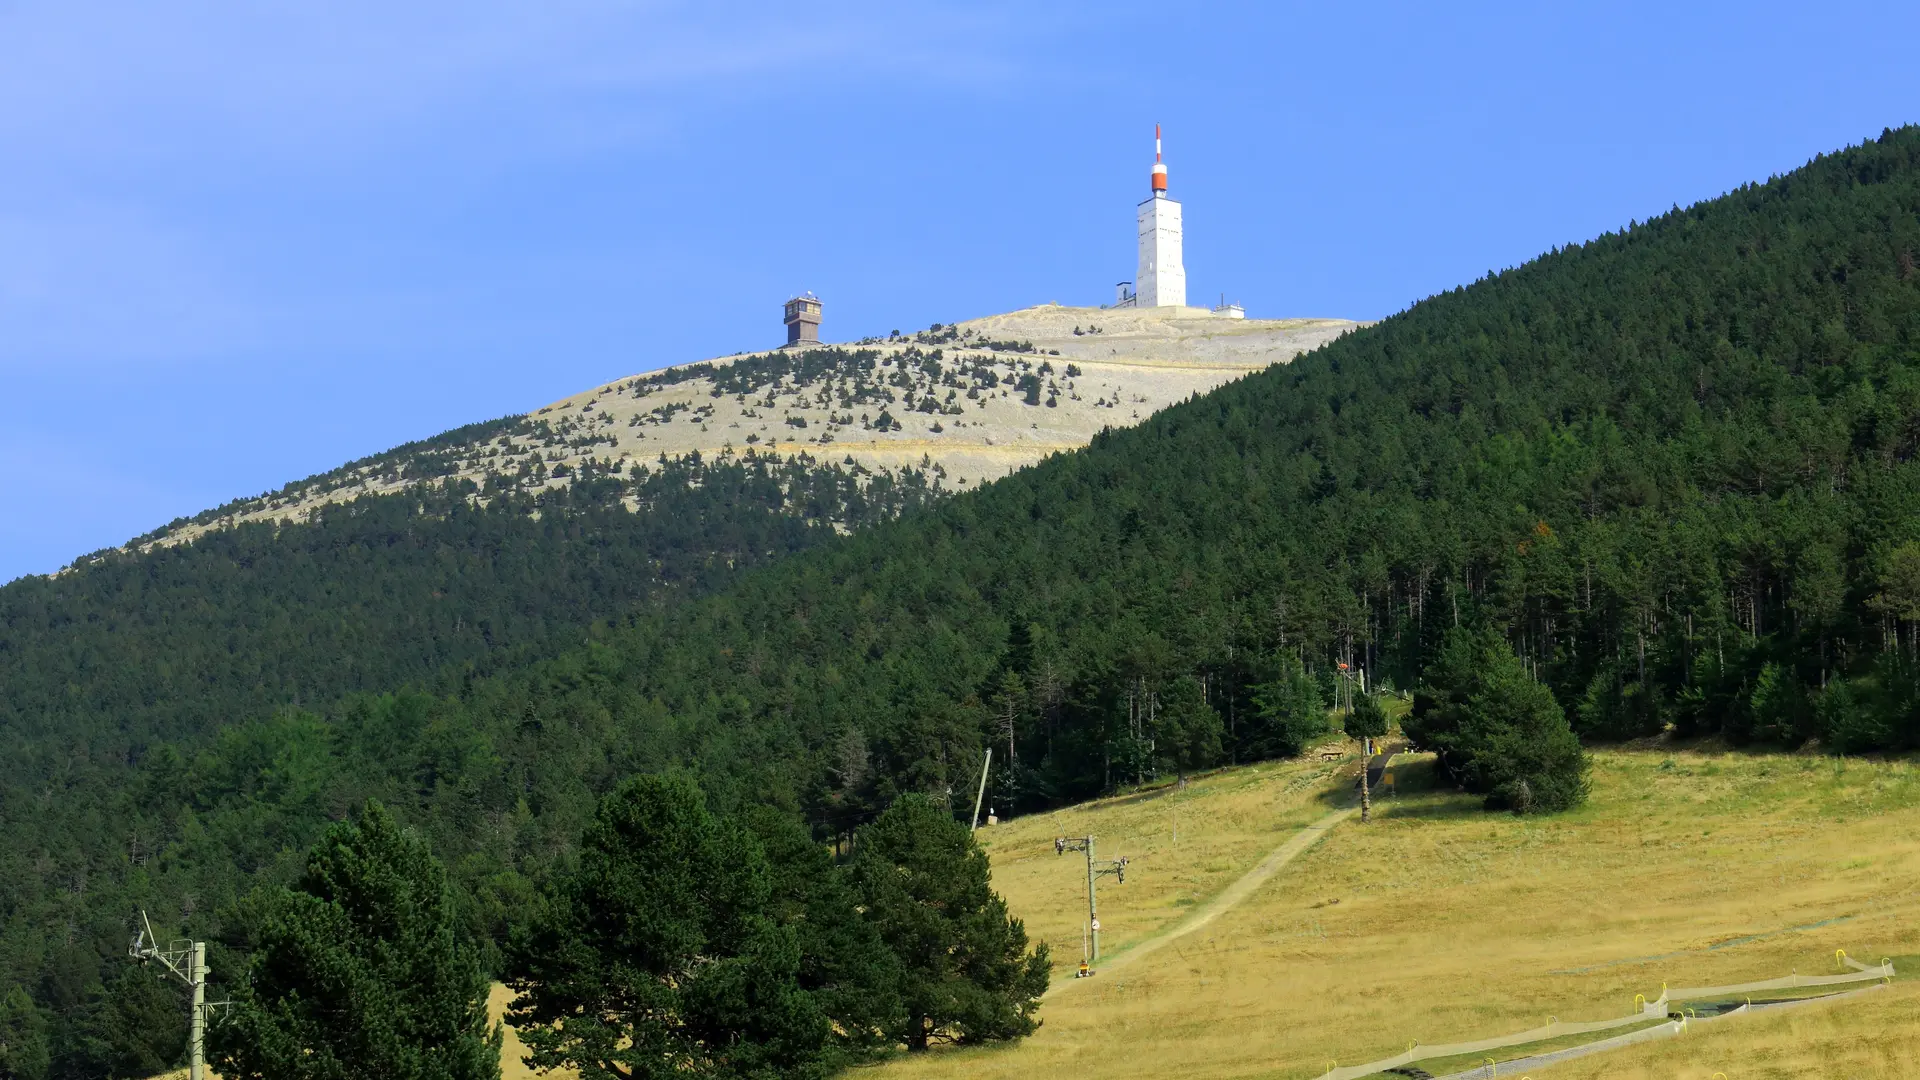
left=971, top=751, right=1355, bottom=976
left=875, top=749, right=1920, bottom=1080
left=1539, top=977, right=1920, bottom=1078
left=491, top=982, right=571, bottom=1080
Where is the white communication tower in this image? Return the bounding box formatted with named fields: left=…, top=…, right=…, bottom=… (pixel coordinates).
left=1135, top=124, right=1187, bottom=308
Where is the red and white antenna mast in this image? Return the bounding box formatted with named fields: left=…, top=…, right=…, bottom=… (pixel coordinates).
left=1151, top=124, right=1168, bottom=193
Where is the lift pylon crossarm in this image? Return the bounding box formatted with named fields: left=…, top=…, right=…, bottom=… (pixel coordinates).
left=128, top=909, right=213, bottom=1080
left=1053, top=836, right=1128, bottom=964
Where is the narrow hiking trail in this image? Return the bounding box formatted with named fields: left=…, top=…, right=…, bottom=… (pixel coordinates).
left=1047, top=801, right=1357, bottom=996
left=1045, top=746, right=1401, bottom=997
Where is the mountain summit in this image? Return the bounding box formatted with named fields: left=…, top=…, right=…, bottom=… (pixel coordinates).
left=142, top=304, right=1356, bottom=550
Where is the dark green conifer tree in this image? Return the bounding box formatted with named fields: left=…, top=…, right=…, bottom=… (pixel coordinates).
left=0, top=987, right=50, bottom=1080
left=210, top=801, right=501, bottom=1080
left=507, top=775, right=829, bottom=1080
left=850, top=795, right=1048, bottom=1052
left=1346, top=691, right=1389, bottom=746
left=1157, top=675, right=1224, bottom=778
left=65, top=966, right=186, bottom=1080
left=738, top=807, right=903, bottom=1064
left=1345, top=691, right=1390, bottom=822
left=1408, top=627, right=1588, bottom=813
left=1250, top=655, right=1329, bottom=757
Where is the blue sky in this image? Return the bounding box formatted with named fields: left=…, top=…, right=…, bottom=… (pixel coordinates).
left=2, top=0, right=1916, bottom=582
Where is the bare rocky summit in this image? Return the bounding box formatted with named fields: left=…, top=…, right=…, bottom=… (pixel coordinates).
left=141, top=304, right=1359, bottom=550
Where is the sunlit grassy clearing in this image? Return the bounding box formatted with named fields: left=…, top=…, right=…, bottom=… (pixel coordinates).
left=970, top=749, right=1354, bottom=977
left=492, top=982, right=568, bottom=1080
left=873, top=749, right=1920, bottom=1080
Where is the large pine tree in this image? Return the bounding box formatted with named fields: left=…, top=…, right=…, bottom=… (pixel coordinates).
left=1407, top=626, right=1589, bottom=813
left=738, top=807, right=904, bottom=1064
left=506, top=775, right=830, bottom=1080
left=851, top=795, right=1049, bottom=1051
left=210, top=801, right=501, bottom=1080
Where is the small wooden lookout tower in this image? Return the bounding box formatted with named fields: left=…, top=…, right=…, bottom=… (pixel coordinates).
left=783, top=293, right=822, bottom=347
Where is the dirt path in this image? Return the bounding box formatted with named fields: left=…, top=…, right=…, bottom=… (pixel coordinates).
left=1047, top=802, right=1356, bottom=997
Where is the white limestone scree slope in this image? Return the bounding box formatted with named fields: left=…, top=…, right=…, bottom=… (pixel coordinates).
left=131, top=304, right=1362, bottom=553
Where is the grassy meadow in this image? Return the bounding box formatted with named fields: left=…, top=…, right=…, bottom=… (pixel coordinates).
left=155, top=743, right=1919, bottom=1080
left=971, top=751, right=1356, bottom=977
left=874, top=746, right=1920, bottom=1080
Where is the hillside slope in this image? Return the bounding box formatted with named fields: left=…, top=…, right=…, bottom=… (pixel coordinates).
left=5, top=304, right=1348, bottom=808
left=0, top=310, right=1351, bottom=1078
left=144, top=749, right=1920, bottom=1080
left=0, top=455, right=944, bottom=747
left=0, top=455, right=955, bottom=1080
left=875, top=749, right=1920, bottom=1080
left=412, top=123, right=1920, bottom=816
left=156, top=749, right=1920, bottom=1080
left=8, top=127, right=1920, bottom=1077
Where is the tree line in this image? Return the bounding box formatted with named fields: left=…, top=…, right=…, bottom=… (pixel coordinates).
left=87, top=782, right=1042, bottom=1080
